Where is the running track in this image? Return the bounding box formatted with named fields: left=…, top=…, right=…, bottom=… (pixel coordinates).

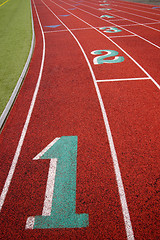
left=0, top=0, right=160, bottom=239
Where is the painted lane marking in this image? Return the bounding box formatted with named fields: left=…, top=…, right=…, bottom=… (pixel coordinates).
left=109, top=34, right=136, bottom=38
left=44, top=26, right=101, bottom=33
left=96, top=77, right=150, bottom=82
left=100, top=4, right=110, bottom=6
left=0, top=0, right=8, bottom=7
left=69, top=0, right=160, bottom=43
left=110, top=2, right=160, bottom=16
left=113, top=7, right=160, bottom=22
left=58, top=0, right=160, bottom=89
left=100, top=15, right=114, bottom=18
left=91, top=49, right=124, bottom=64
left=41, top=1, right=135, bottom=239
left=44, top=24, right=61, bottom=28
left=99, top=8, right=111, bottom=11
left=0, top=0, right=46, bottom=212
left=0, top=0, right=35, bottom=129
left=59, top=14, right=70, bottom=17
left=99, top=26, right=122, bottom=33
left=26, top=136, right=89, bottom=229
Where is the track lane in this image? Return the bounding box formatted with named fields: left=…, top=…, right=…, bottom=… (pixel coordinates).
left=0, top=0, right=159, bottom=239
left=41, top=0, right=160, bottom=238
left=0, top=0, right=130, bottom=239
left=52, top=0, right=160, bottom=88
left=60, top=0, right=160, bottom=49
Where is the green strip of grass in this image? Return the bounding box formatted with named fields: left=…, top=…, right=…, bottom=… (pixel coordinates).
left=0, top=0, right=32, bottom=115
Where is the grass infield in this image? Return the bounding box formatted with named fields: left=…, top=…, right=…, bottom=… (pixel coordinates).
left=0, top=0, right=32, bottom=116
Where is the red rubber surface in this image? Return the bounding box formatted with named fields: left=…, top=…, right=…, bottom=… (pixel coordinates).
left=0, top=0, right=160, bottom=239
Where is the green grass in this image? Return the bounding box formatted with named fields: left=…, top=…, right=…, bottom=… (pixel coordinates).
left=0, top=0, right=32, bottom=115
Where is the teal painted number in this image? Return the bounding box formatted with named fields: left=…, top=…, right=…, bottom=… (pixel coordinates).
left=100, top=15, right=114, bottom=18
left=99, top=26, right=122, bottom=33
left=26, top=136, right=89, bottom=229
left=91, top=50, right=124, bottom=64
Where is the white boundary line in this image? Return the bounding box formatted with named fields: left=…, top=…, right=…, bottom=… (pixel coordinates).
left=68, top=0, right=160, bottom=44
left=110, top=1, right=160, bottom=16
left=0, top=0, right=46, bottom=211
left=55, top=0, right=160, bottom=90
left=89, top=0, right=160, bottom=21
left=97, top=77, right=150, bottom=82
left=44, top=26, right=101, bottom=33
left=109, top=34, right=136, bottom=38
left=119, top=21, right=160, bottom=27
left=42, top=1, right=135, bottom=239
left=0, top=0, right=35, bottom=131
left=85, top=0, right=160, bottom=15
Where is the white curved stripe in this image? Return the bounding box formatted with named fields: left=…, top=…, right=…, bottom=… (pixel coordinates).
left=0, top=0, right=46, bottom=211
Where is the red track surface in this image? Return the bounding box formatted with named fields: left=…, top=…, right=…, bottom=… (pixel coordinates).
left=0, top=0, right=160, bottom=239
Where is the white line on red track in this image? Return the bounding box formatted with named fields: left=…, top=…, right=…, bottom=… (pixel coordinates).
left=96, top=77, right=150, bottom=82
left=85, top=0, right=160, bottom=17
left=44, top=26, right=104, bottom=33
left=118, top=21, right=160, bottom=27
left=111, top=3, right=160, bottom=16
left=79, top=0, right=160, bottom=21
left=41, top=1, right=135, bottom=239
left=54, top=0, right=160, bottom=89
left=109, top=34, right=136, bottom=38
left=68, top=0, right=160, bottom=36
left=0, top=0, right=46, bottom=211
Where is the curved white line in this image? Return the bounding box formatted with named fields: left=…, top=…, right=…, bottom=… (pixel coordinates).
left=0, top=0, right=35, bottom=130
left=0, top=0, right=46, bottom=211
left=52, top=0, right=160, bottom=90
left=41, top=1, right=135, bottom=239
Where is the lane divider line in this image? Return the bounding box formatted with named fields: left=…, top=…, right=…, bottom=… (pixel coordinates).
left=68, top=0, right=160, bottom=44
left=54, top=0, right=160, bottom=89
left=96, top=77, right=150, bottom=82
left=109, top=34, right=136, bottom=38
left=44, top=26, right=102, bottom=33
left=42, top=1, right=135, bottom=239
left=0, top=0, right=45, bottom=211
left=0, top=0, right=35, bottom=130
left=118, top=21, right=160, bottom=27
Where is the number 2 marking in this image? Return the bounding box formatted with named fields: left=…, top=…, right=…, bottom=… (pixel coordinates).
left=99, top=26, right=122, bottom=33
left=91, top=50, right=124, bottom=64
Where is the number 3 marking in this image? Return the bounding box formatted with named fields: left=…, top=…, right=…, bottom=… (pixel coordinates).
left=99, top=26, right=122, bottom=33
left=91, top=49, right=124, bottom=64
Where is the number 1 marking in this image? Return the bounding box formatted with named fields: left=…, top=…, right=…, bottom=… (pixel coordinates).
left=91, top=50, right=124, bottom=64
left=26, top=136, right=89, bottom=229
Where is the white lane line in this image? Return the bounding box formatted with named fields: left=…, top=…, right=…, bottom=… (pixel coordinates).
left=84, top=0, right=160, bottom=13
left=55, top=0, right=160, bottom=90
left=111, top=2, right=160, bottom=17
left=0, top=0, right=46, bottom=212
left=44, top=26, right=101, bottom=33
left=112, top=8, right=160, bottom=32
left=68, top=0, right=160, bottom=43
left=42, top=1, right=135, bottom=239
left=105, top=18, right=125, bottom=22
left=109, top=34, right=136, bottom=38
left=42, top=158, right=57, bottom=216
left=119, top=21, right=160, bottom=27
left=97, top=77, right=150, bottom=82
left=0, top=0, right=35, bottom=130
